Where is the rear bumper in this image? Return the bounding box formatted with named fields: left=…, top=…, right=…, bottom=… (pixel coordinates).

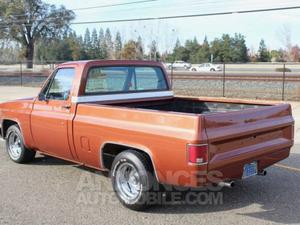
left=185, top=147, right=291, bottom=188
left=209, top=146, right=291, bottom=181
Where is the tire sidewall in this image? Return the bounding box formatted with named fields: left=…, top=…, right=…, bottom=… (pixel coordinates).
left=111, top=151, right=153, bottom=209
left=5, top=125, right=25, bottom=163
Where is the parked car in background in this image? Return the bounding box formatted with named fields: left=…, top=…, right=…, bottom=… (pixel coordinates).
left=164, top=62, right=172, bottom=70
left=190, top=63, right=222, bottom=72
left=169, top=61, right=191, bottom=70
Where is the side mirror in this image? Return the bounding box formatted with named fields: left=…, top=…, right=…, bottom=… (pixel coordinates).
left=38, top=93, right=46, bottom=101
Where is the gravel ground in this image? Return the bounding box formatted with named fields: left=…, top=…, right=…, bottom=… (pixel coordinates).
left=0, top=86, right=300, bottom=225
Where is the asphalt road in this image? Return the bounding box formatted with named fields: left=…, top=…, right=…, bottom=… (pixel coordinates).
left=0, top=87, right=300, bottom=225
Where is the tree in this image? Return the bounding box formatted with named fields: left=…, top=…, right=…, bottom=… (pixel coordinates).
left=219, top=34, right=232, bottom=62
left=0, top=40, right=21, bottom=63
left=290, top=45, right=300, bottom=62
left=200, top=36, right=210, bottom=62
left=231, top=33, right=248, bottom=62
left=0, top=4, right=8, bottom=40
left=173, top=46, right=189, bottom=62
left=201, top=34, right=248, bottom=63
left=0, top=0, right=75, bottom=68
left=105, top=28, right=113, bottom=59
left=149, top=40, right=159, bottom=61
left=174, top=38, right=181, bottom=49
left=122, top=40, right=138, bottom=60
left=71, top=33, right=87, bottom=60
left=98, top=28, right=107, bottom=59
left=136, top=36, right=144, bottom=60
left=90, top=28, right=98, bottom=59
left=249, top=46, right=257, bottom=62
left=185, top=37, right=200, bottom=63
left=258, top=39, right=270, bottom=62
left=166, top=38, right=182, bottom=62
left=84, top=28, right=92, bottom=58
left=270, top=49, right=285, bottom=62
left=114, top=31, right=122, bottom=59
left=278, top=25, right=292, bottom=61
left=210, top=35, right=233, bottom=63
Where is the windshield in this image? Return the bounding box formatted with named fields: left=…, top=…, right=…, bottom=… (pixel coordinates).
left=84, top=66, right=168, bottom=95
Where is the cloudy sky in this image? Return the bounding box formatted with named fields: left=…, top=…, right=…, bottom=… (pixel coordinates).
left=45, top=0, right=300, bottom=52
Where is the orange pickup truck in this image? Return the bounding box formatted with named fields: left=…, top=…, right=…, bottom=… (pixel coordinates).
left=0, top=60, right=294, bottom=210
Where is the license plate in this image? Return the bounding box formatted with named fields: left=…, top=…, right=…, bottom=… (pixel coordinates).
left=242, top=162, right=258, bottom=179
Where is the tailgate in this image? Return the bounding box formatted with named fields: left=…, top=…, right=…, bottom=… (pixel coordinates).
left=203, top=104, right=294, bottom=176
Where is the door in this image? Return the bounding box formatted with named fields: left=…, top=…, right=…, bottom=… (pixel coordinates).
left=31, top=68, right=76, bottom=160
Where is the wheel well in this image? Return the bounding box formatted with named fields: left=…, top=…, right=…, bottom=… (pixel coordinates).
left=101, top=143, right=154, bottom=172
left=2, top=120, right=18, bottom=138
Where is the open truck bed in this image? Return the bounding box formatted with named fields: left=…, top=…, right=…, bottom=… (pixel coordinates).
left=108, top=96, right=294, bottom=181
left=114, top=97, right=266, bottom=114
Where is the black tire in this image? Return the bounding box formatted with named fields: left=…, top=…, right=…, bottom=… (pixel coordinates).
left=210, top=68, right=215, bottom=71
left=111, top=150, right=159, bottom=211
left=192, top=68, right=196, bottom=72
left=5, top=125, right=36, bottom=163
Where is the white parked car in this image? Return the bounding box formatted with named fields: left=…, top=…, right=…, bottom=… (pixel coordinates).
left=190, top=63, right=222, bottom=72
left=164, top=63, right=172, bottom=69
left=169, top=61, right=191, bottom=70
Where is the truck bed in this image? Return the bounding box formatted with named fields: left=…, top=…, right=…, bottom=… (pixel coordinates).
left=114, top=97, right=266, bottom=114
left=108, top=97, right=293, bottom=181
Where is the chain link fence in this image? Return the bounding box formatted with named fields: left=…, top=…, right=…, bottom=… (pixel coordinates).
left=1, top=61, right=300, bottom=101
left=0, top=61, right=62, bottom=87
left=169, top=62, right=300, bottom=101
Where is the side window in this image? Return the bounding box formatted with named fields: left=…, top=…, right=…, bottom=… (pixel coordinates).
left=46, top=68, right=75, bottom=100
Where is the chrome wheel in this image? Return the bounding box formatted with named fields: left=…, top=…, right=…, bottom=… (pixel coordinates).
left=115, top=163, right=142, bottom=203
left=8, top=131, right=22, bottom=160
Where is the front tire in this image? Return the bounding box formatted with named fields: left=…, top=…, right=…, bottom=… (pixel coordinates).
left=111, top=150, right=158, bottom=211
left=5, top=125, right=36, bottom=163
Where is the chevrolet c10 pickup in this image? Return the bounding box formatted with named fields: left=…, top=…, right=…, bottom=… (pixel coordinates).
left=0, top=60, right=294, bottom=210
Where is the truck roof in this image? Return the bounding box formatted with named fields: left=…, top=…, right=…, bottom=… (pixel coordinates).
left=60, top=60, right=164, bottom=68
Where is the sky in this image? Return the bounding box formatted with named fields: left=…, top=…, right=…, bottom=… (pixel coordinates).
left=45, top=0, right=300, bottom=52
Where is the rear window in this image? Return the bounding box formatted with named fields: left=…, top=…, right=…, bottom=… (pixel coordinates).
left=85, top=66, right=168, bottom=95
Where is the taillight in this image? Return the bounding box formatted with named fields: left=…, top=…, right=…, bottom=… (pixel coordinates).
left=187, top=144, right=208, bottom=165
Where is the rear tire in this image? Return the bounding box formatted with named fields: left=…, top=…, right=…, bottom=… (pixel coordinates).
left=5, top=125, right=36, bottom=163
left=111, top=150, right=159, bottom=211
